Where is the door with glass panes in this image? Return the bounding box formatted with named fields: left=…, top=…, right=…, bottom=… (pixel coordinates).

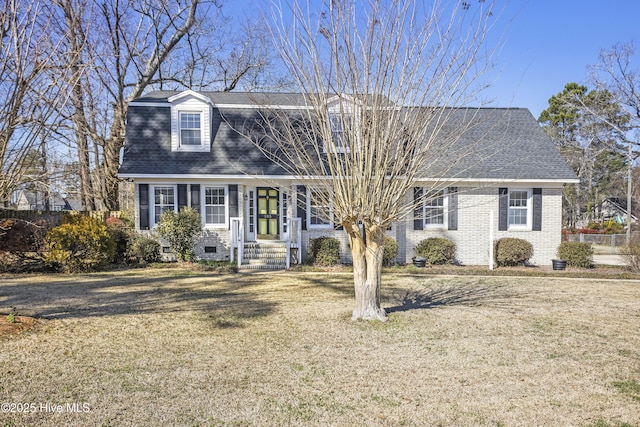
left=257, top=187, right=279, bottom=239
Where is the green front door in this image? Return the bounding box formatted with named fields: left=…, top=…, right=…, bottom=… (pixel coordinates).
left=257, top=187, right=279, bottom=239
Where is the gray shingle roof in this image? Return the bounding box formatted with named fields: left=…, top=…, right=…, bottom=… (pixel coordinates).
left=119, top=91, right=578, bottom=182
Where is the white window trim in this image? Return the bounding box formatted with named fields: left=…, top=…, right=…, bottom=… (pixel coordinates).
left=325, top=112, right=352, bottom=154
left=169, top=93, right=211, bottom=153
left=307, top=191, right=334, bottom=229
left=507, top=188, right=533, bottom=231
left=202, top=185, right=229, bottom=229
left=151, top=184, right=178, bottom=228
left=423, top=188, right=448, bottom=229
left=178, top=111, right=204, bottom=149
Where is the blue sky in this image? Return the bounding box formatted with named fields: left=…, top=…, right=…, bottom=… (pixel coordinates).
left=227, top=1, right=640, bottom=119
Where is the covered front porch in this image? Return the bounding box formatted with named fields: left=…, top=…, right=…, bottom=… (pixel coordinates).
left=230, top=185, right=303, bottom=269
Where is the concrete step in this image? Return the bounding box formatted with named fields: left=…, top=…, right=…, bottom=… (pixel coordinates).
left=241, top=242, right=288, bottom=270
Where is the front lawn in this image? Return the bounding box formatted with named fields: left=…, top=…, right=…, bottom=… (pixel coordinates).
left=1, top=268, right=639, bottom=426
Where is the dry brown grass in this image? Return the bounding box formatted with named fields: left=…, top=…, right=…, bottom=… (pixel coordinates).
left=0, top=268, right=639, bottom=426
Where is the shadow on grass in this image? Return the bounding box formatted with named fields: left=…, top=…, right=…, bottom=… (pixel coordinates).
left=0, top=271, right=277, bottom=327
left=385, top=279, right=526, bottom=314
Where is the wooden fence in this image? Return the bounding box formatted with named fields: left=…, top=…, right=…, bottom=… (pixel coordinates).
left=0, top=209, right=123, bottom=226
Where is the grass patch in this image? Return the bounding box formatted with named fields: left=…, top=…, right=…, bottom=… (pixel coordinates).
left=0, top=270, right=639, bottom=426
left=613, top=379, right=640, bottom=402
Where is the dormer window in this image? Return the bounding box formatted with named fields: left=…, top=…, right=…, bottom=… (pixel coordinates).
left=326, top=112, right=353, bottom=154
left=179, top=112, right=202, bottom=146
left=168, top=90, right=212, bottom=152
left=329, top=113, right=351, bottom=153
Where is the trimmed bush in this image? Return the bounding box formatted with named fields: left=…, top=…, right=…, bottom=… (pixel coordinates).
left=557, top=241, right=593, bottom=268
left=383, top=236, right=399, bottom=267
left=494, top=237, right=533, bottom=267
left=45, top=215, right=116, bottom=272
left=309, top=236, right=341, bottom=266
left=128, top=235, right=161, bottom=264
left=415, top=237, right=456, bottom=265
left=156, top=207, right=202, bottom=262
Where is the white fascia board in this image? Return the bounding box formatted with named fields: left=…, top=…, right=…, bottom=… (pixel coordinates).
left=119, top=173, right=579, bottom=186
left=216, top=104, right=313, bottom=110
left=128, top=102, right=170, bottom=107
left=118, top=173, right=303, bottom=180
left=416, top=177, right=580, bottom=186
left=167, top=89, right=214, bottom=105
left=128, top=101, right=312, bottom=110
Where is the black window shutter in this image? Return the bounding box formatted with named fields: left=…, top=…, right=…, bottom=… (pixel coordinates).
left=190, top=184, right=200, bottom=212
left=228, top=184, right=238, bottom=219
left=498, top=187, right=508, bottom=231
left=297, top=185, right=307, bottom=230
left=139, top=184, right=149, bottom=230
left=532, top=188, right=542, bottom=231
left=177, top=184, right=188, bottom=210
left=413, top=187, right=423, bottom=230
left=448, top=187, right=458, bottom=231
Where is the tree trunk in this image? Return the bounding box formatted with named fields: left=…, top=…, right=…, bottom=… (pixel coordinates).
left=61, top=0, right=96, bottom=211
left=102, top=134, right=123, bottom=211
left=346, top=221, right=387, bottom=321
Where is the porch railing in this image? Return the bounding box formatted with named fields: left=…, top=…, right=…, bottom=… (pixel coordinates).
left=230, top=217, right=244, bottom=267
left=231, top=216, right=301, bottom=269
left=286, top=218, right=302, bottom=269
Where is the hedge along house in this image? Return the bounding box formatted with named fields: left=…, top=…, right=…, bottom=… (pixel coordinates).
left=118, top=89, right=579, bottom=269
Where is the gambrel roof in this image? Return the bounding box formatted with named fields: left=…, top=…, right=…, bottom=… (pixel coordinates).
left=119, top=90, right=578, bottom=183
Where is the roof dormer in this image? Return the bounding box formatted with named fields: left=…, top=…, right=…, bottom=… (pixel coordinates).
left=169, top=90, right=213, bottom=152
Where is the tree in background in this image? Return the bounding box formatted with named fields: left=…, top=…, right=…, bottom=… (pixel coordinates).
left=2, top=0, right=286, bottom=211
left=253, top=0, right=500, bottom=320
left=538, top=83, right=629, bottom=226
left=589, top=42, right=640, bottom=242
left=0, top=0, right=69, bottom=206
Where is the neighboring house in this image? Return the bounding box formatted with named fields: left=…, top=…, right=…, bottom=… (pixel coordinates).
left=11, top=189, right=81, bottom=211
left=118, top=89, right=579, bottom=268
left=598, top=198, right=637, bottom=225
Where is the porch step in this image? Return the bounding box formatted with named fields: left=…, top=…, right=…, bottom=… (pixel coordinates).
left=241, top=242, right=287, bottom=270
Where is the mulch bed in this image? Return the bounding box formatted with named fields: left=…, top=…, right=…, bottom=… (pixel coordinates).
left=0, top=315, right=40, bottom=339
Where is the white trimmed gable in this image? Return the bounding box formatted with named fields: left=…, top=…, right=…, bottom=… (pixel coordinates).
left=169, top=90, right=212, bottom=152
left=325, top=94, right=358, bottom=154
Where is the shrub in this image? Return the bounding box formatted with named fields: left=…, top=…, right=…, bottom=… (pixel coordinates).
left=309, top=236, right=341, bottom=266
left=45, top=215, right=116, bottom=272
left=105, top=216, right=133, bottom=264
left=0, top=218, right=49, bottom=253
left=415, top=237, right=456, bottom=265
left=156, top=207, right=202, bottom=262
left=0, top=218, right=53, bottom=272
left=557, top=241, right=593, bottom=268
left=494, top=237, right=533, bottom=267
left=128, top=235, right=161, bottom=264
left=622, top=235, right=640, bottom=272
left=383, top=236, right=399, bottom=267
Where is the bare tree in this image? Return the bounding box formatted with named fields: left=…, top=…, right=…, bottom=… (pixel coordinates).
left=0, top=0, right=68, bottom=205
left=539, top=83, right=629, bottom=226
left=51, top=0, right=278, bottom=211
left=51, top=0, right=203, bottom=210
left=589, top=42, right=640, bottom=242
left=252, top=0, right=500, bottom=320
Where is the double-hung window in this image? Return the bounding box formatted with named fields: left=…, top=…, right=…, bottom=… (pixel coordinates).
left=154, top=186, right=175, bottom=225
left=204, top=186, right=226, bottom=226
left=424, top=189, right=447, bottom=228
left=328, top=113, right=351, bottom=153
left=309, top=191, right=332, bottom=228
left=179, top=112, right=202, bottom=147
left=508, top=189, right=530, bottom=229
